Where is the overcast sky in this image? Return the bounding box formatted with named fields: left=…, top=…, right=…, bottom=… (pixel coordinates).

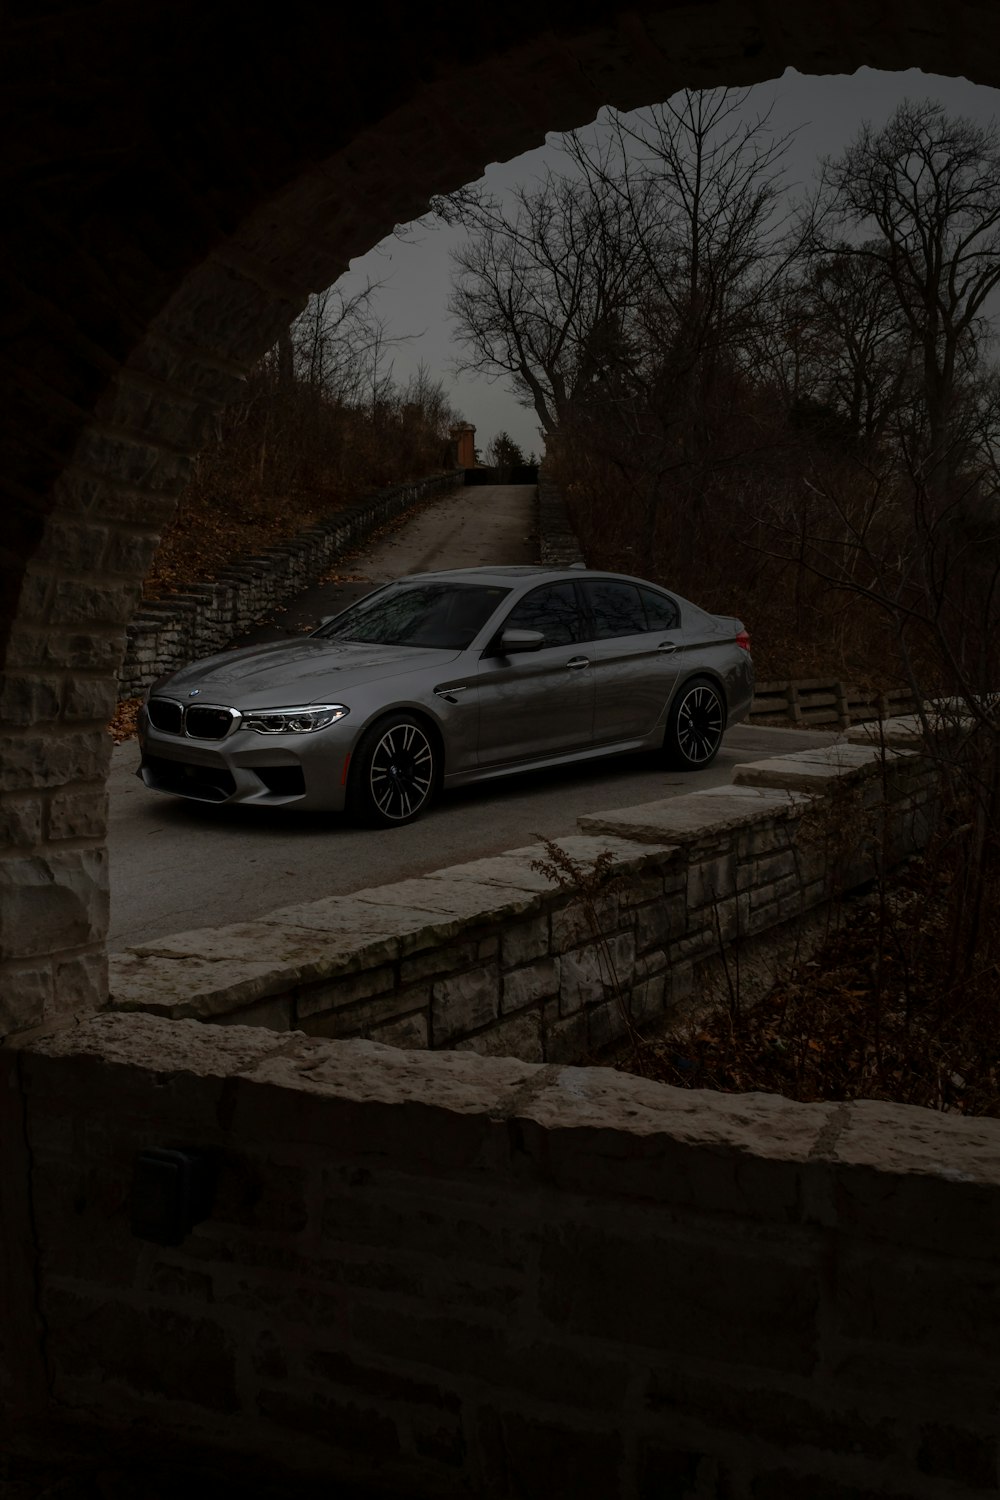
left=337, top=67, right=1000, bottom=458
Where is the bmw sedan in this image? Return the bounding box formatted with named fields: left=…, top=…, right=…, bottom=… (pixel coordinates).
left=137, top=565, right=754, bottom=826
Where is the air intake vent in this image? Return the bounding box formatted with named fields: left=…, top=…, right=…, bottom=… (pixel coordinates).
left=185, top=706, right=239, bottom=741
left=147, top=698, right=183, bottom=734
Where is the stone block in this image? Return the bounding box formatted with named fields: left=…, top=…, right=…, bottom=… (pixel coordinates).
left=479, top=1408, right=625, bottom=1495
left=356, top=875, right=536, bottom=926
left=839, top=1248, right=1000, bottom=1368
left=732, top=749, right=864, bottom=791
left=737, top=817, right=797, bottom=859
left=635, top=895, right=687, bottom=951
left=0, top=674, right=62, bottom=726
left=687, top=851, right=736, bottom=908
left=619, top=871, right=666, bottom=907
left=500, top=913, right=550, bottom=968
left=220, top=996, right=293, bottom=1030
left=41, top=518, right=110, bottom=574
left=456, top=1010, right=543, bottom=1063
left=0, top=795, right=43, bottom=848
left=47, top=786, right=109, bottom=841
left=0, top=851, right=108, bottom=961
left=643, top=1365, right=896, bottom=1464
left=297, top=963, right=396, bottom=1018
left=543, top=1005, right=590, bottom=1064
left=44, top=1288, right=239, bottom=1413
left=560, top=943, right=615, bottom=1016
left=108, top=949, right=297, bottom=1020
left=298, top=987, right=430, bottom=1041
left=52, top=950, right=108, bottom=1020
left=431, top=966, right=499, bottom=1044
left=586, top=998, right=629, bottom=1053
left=0, top=729, right=111, bottom=792
left=0, top=959, right=52, bottom=1035
left=268, top=893, right=473, bottom=960
left=746, top=848, right=799, bottom=889
left=62, top=676, right=118, bottom=722
left=579, top=786, right=809, bottom=845
left=538, top=1221, right=819, bottom=1374
left=550, top=894, right=619, bottom=954
left=370, top=1011, right=429, bottom=1050
left=502, top=957, right=559, bottom=1013
left=399, top=942, right=476, bottom=985
left=52, top=577, right=139, bottom=627
left=102, top=528, right=161, bottom=578
left=917, top=1421, right=997, bottom=1489
left=254, top=1385, right=401, bottom=1457
left=629, top=973, right=666, bottom=1022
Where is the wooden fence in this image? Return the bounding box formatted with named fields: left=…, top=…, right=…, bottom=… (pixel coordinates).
left=748, top=679, right=917, bottom=730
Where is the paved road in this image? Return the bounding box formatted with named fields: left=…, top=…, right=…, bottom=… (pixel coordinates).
left=109, top=482, right=838, bottom=950
left=109, top=722, right=838, bottom=950
left=235, top=481, right=539, bottom=644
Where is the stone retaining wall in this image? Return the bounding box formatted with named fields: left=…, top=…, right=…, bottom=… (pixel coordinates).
left=119, top=471, right=463, bottom=698
left=8, top=1002, right=1000, bottom=1497
left=537, top=474, right=585, bottom=567
left=108, top=726, right=937, bottom=1062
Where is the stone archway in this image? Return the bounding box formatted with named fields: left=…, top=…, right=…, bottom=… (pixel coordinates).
left=3, top=1, right=999, bottom=1039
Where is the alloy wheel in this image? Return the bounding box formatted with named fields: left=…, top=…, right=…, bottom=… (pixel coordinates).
left=674, top=683, right=724, bottom=765
left=367, top=720, right=434, bottom=821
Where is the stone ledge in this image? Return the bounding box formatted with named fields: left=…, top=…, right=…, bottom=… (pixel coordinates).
left=108, top=837, right=676, bottom=1023
left=733, top=742, right=917, bottom=792
left=26, top=1011, right=1000, bottom=1224
left=577, top=784, right=812, bottom=845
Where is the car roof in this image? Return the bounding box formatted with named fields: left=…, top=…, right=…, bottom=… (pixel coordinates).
left=396, top=564, right=667, bottom=589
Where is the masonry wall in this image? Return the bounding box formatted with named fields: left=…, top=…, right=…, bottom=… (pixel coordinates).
left=108, top=733, right=937, bottom=1062
left=120, top=471, right=463, bottom=698
left=10, top=1010, right=1000, bottom=1498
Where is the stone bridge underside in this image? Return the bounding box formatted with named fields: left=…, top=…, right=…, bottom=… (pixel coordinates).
left=2, top=2, right=999, bottom=1032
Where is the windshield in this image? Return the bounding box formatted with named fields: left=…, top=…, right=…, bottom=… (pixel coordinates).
left=314, top=582, right=511, bottom=649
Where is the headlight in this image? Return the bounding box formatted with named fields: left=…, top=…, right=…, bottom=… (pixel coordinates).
left=240, top=704, right=349, bottom=734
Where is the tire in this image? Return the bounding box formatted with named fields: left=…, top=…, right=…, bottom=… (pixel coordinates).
left=663, top=676, right=726, bottom=770
left=347, top=713, right=438, bottom=826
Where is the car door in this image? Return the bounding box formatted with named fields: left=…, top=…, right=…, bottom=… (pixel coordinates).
left=476, top=581, right=595, bottom=765
left=583, top=579, right=684, bottom=743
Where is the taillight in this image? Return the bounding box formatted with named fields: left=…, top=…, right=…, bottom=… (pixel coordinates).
left=736, top=629, right=751, bottom=652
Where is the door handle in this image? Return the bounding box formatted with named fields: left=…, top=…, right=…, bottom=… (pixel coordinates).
left=565, top=656, right=590, bottom=670
left=657, top=641, right=677, bottom=653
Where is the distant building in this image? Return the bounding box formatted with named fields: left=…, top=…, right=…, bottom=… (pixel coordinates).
left=450, top=422, right=476, bottom=468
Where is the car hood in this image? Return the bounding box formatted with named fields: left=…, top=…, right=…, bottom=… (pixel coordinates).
left=156, top=637, right=461, bottom=706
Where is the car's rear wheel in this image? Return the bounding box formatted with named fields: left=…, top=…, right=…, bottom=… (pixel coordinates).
left=663, top=676, right=725, bottom=770
left=347, top=713, right=437, bottom=826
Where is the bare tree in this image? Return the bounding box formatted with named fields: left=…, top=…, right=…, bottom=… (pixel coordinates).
left=447, top=166, right=647, bottom=435
left=815, top=99, right=1000, bottom=489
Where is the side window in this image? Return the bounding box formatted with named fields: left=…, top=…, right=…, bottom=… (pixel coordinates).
left=502, top=582, right=583, bottom=647
left=583, top=580, right=646, bottom=639
left=639, top=586, right=680, bottom=631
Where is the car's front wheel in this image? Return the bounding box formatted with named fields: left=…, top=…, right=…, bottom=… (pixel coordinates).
left=347, top=713, right=437, bottom=826
left=663, top=676, right=726, bottom=770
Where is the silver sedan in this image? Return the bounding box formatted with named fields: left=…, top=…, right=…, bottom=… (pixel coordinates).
left=137, top=565, right=754, bottom=826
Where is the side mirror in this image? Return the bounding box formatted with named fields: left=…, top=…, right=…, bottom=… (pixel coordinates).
left=500, top=628, right=545, bottom=654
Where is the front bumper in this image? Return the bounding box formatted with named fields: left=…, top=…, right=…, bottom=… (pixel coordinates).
left=137, top=713, right=356, bottom=811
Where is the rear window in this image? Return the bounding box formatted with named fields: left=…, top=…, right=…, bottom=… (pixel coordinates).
left=583, top=580, right=646, bottom=638
left=639, top=587, right=680, bottom=631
